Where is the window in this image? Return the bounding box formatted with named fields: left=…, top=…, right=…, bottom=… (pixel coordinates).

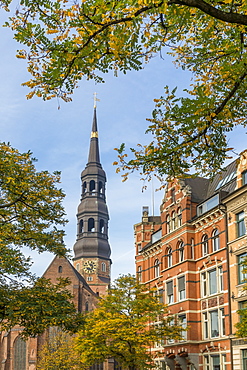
left=166, top=215, right=170, bottom=234
left=100, top=219, right=105, bottom=233
left=197, top=194, right=219, bottom=215
left=88, top=218, right=95, bottom=232
left=237, top=211, right=246, bottom=237
left=102, top=262, right=106, bottom=272
left=167, top=247, right=172, bottom=268
left=85, top=301, right=89, bottom=311
left=178, top=314, right=187, bottom=341
left=137, top=243, right=142, bottom=253
left=177, top=207, right=182, bottom=227
left=209, top=269, right=217, bottom=295
left=89, top=180, right=96, bottom=193
left=167, top=318, right=175, bottom=343
left=154, top=259, right=160, bottom=278
left=210, top=310, right=219, bottom=337
left=87, top=276, right=93, bottom=282
left=99, top=181, right=103, bottom=193
left=204, top=354, right=226, bottom=370
left=137, top=266, right=142, bottom=282
left=79, top=219, right=84, bottom=233
left=166, top=281, right=174, bottom=304
left=178, top=276, right=185, bottom=301
left=83, top=181, right=87, bottom=193
left=212, top=229, right=220, bottom=251
left=76, top=263, right=80, bottom=271
left=58, top=266, right=62, bottom=273
left=202, top=308, right=225, bottom=339
left=242, top=349, right=247, bottom=370
left=171, top=211, right=176, bottom=231
left=202, top=234, right=208, bottom=256
left=178, top=241, right=184, bottom=262
left=242, top=171, right=247, bottom=186
left=13, top=337, right=26, bottom=370
left=238, top=253, right=247, bottom=284
left=201, top=267, right=223, bottom=296
left=158, top=289, right=164, bottom=303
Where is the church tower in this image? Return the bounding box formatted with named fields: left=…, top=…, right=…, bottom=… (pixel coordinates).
left=73, top=107, right=111, bottom=296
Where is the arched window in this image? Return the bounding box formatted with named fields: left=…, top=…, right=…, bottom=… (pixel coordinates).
left=102, top=262, right=106, bottom=272
left=88, top=218, right=95, bottom=232
left=166, top=215, right=170, bottom=234
left=13, top=336, right=26, bottom=370
left=177, top=207, right=182, bottom=227
left=85, top=301, right=89, bottom=311
left=100, top=219, right=105, bottom=233
left=58, top=266, right=63, bottom=273
left=99, top=181, right=103, bottom=193
left=90, top=180, right=96, bottom=193
left=212, top=229, right=220, bottom=251
left=202, top=234, right=208, bottom=256
left=83, top=181, right=87, bottom=193
left=171, top=211, right=176, bottom=231
left=178, top=241, right=184, bottom=262
left=154, top=259, right=160, bottom=278
left=79, top=219, right=84, bottom=233
left=167, top=247, right=172, bottom=268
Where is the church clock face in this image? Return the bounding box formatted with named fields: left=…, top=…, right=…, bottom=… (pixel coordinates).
left=83, top=260, right=97, bottom=274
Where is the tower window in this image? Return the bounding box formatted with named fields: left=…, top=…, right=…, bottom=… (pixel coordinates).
left=90, top=180, right=96, bottom=193
left=100, top=219, right=105, bottom=233
left=102, top=262, right=106, bottom=272
left=83, top=181, right=87, bottom=193
left=99, top=181, right=103, bottom=193
left=88, top=218, right=95, bottom=232
left=79, top=219, right=84, bottom=233
left=58, top=266, right=63, bottom=273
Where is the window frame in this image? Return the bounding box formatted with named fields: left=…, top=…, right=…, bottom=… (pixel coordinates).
left=237, top=211, right=246, bottom=238
left=178, top=275, right=186, bottom=301
left=154, top=259, right=160, bottom=278
left=202, top=234, right=209, bottom=256
left=238, top=252, right=247, bottom=284
left=166, top=280, right=174, bottom=304
left=212, top=229, right=220, bottom=252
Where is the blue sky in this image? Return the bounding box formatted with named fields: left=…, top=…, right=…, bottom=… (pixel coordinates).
left=1, top=15, right=246, bottom=281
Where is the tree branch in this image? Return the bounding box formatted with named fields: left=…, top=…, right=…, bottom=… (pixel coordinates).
left=168, top=0, right=247, bottom=26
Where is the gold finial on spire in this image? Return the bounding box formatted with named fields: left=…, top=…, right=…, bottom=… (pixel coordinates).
left=93, top=92, right=100, bottom=108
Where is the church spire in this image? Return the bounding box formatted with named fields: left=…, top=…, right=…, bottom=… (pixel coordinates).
left=73, top=105, right=111, bottom=296
left=88, top=108, right=100, bottom=165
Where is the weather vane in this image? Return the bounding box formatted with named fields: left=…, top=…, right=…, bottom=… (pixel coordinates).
left=93, top=92, right=100, bottom=108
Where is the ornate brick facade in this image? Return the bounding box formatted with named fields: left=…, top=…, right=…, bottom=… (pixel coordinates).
left=135, top=150, right=247, bottom=370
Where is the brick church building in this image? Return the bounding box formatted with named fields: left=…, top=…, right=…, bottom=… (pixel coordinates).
left=0, top=106, right=111, bottom=369
left=134, top=150, right=247, bottom=370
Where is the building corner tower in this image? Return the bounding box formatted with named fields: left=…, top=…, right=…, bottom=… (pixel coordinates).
left=73, top=107, right=111, bottom=296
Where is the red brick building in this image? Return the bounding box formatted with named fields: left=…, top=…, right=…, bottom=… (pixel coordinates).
left=135, top=150, right=247, bottom=370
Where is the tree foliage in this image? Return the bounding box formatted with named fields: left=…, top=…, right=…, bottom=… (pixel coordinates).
left=2, top=0, right=247, bottom=177
left=75, top=275, right=182, bottom=370
left=37, top=330, right=84, bottom=370
left=0, top=142, right=80, bottom=336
